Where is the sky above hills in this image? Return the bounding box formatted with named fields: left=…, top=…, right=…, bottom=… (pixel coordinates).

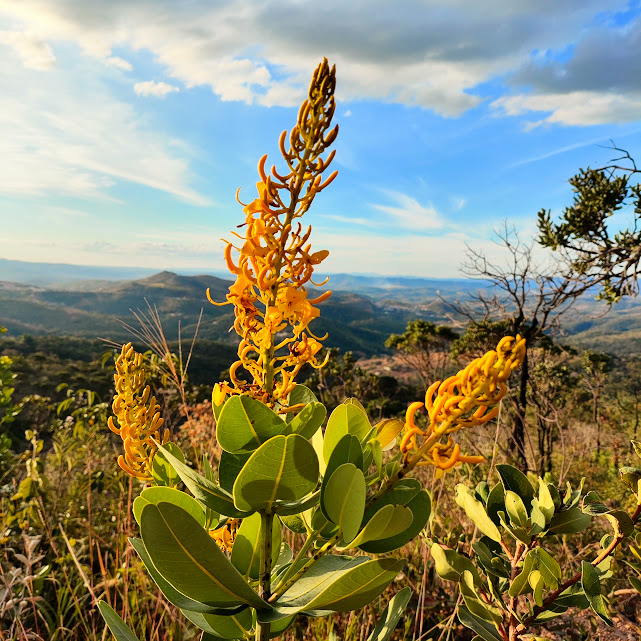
left=1, top=1, right=640, bottom=278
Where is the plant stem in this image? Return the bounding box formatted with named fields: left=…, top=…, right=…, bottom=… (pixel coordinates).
left=271, top=528, right=319, bottom=595
left=269, top=533, right=340, bottom=602
left=257, top=510, right=274, bottom=641
left=514, top=502, right=641, bottom=636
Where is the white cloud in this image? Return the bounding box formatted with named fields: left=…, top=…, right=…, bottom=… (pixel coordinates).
left=134, top=80, right=179, bottom=97
left=0, top=30, right=56, bottom=69
left=106, top=55, right=132, bottom=71
left=370, top=190, right=444, bottom=231
left=493, top=91, right=641, bottom=126
left=0, top=0, right=630, bottom=119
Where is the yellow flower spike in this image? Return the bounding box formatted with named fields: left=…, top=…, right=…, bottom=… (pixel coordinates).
left=210, top=59, right=338, bottom=409
left=109, top=343, right=169, bottom=481
left=400, top=335, right=525, bottom=470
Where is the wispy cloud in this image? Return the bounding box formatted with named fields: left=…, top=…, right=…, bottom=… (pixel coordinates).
left=0, top=30, right=56, bottom=69
left=134, top=80, right=180, bottom=97
left=370, top=190, right=444, bottom=231
left=0, top=52, right=209, bottom=205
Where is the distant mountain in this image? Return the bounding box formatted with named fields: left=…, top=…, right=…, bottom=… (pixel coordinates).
left=0, top=271, right=430, bottom=356
left=0, top=258, right=160, bottom=286
left=2, top=261, right=641, bottom=356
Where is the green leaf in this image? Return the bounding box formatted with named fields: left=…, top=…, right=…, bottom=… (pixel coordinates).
left=286, top=402, right=326, bottom=441
left=131, top=538, right=240, bottom=615
left=270, top=555, right=404, bottom=614
left=455, top=484, right=501, bottom=542
left=581, top=561, right=613, bottom=626
left=217, top=395, right=286, bottom=454
left=359, top=489, right=430, bottom=554
left=218, top=450, right=251, bottom=494
left=338, top=504, right=413, bottom=550
left=536, top=549, right=561, bottom=589
left=321, top=434, right=364, bottom=520
left=628, top=575, right=641, bottom=595
left=504, top=491, right=529, bottom=529
left=151, top=443, right=184, bottom=487
left=289, top=384, right=318, bottom=407
left=280, top=513, right=307, bottom=534
left=485, top=483, right=505, bottom=526
left=233, top=434, right=319, bottom=513
left=324, top=463, right=366, bottom=544
left=156, top=443, right=251, bottom=518
left=605, top=510, right=635, bottom=537
left=369, top=439, right=383, bottom=474
left=323, top=404, right=372, bottom=463
left=133, top=486, right=205, bottom=528
left=431, top=543, right=480, bottom=585
left=97, top=602, right=142, bottom=641
left=508, top=550, right=536, bottom=597
left=459, top=570, right=502, bottom=625
left=140, top=502, right=267, bottom=610
left=548, top=508, right=591, bottom=534
left=182, top=607, right=253, bottom=639
left=458, top=605, right=503, bottom=641
left=529, top=569, right=544, bottom=607
left=230, top=512, right=281, bottom=580
left=529, top=500, right=547, bottom=536
left=537, top=481, right=555, bottom=524
left=311, top=427, right=326, bottom=477
left=366, top=586, right=412, bottom=641
left=496, top=465, right=534, bottom=505
left=363, top=479, right=421, bottom=522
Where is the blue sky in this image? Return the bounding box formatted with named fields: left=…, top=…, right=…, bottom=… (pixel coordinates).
left=1, top=0, right=640, bottom=278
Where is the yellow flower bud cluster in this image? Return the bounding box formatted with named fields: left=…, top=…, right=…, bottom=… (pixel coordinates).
left=400, top=335, right=526, bottom=470
left=108, top=343, right=168, bottom=480
left=210, top=59, right=338, bottom=406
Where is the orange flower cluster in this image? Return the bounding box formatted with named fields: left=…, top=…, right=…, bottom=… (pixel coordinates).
left=210, top=59, right=338, bottom=406
left=400, top=335, right=526, bottom=470
left=108, top=343, right=168, bottom=481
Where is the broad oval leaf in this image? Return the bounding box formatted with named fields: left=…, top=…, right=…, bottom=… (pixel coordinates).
left=323, top=404, right=372, bottom=463
left=504, top=490, right=529, bottom=528
left=275, top=555, right=404, bottom=614
left=233, top=434, right=319, bottom=513
left=455, top=484, right=501, bottom=542
left=320, top=434, right=364, bottom=520
left=133, top=486, right=205, bottom=528
left=430, top=543, right=481, bottom=586
left=231, top=512, right=282, bottom=580
left=130, top=537, right=242, bottom=615
left=217, top=395, right=286, bottom=454
left=338, top=504, right=412, bottom=550
left=548, top=508, right=591, bottom=534
left=496, top=464, right=535, bottom=505
left=286, top=402, right=326, bottom=441
left=359, top=489, right=430, bottom=554
left=459, top=570, right=503, bottom=626
left=156, top=443, right=252, bottom=518
left=219, top=450, right=251, bottom=494
left=582, top=561, right=613, bottom=626
left=324, top=463, right=366, bottom=544
left=140, top=502, right=267, bottom=610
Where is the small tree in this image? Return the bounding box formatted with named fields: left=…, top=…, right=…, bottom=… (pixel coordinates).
left=581, top=349, right=612, bottom=455
left=385, top=320, right=458, bottom=388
